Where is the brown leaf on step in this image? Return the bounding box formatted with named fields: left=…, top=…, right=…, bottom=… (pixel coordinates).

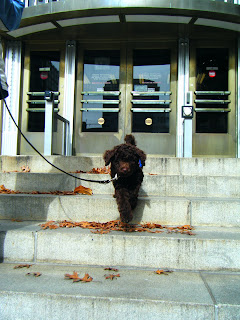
left=0, top=185, right=16, bottom=194
left=87, top=166, right=110, bottom=174
left=105, top=273, right=120, bottom=280
left=182, top=231, right=196, bottom=236
left=39, top=219, right=196, bottom=236
left=74, top=185, right=93, bottom=195
left=65, top=271, right=81, bottom=282
left=80, top=273, right=93, bottom=283
left=14, top=264, right=32, bottom=269
left=40, top=221, right=57, bottom=230
left=154, top=269, right=173, bottom=275
left=65, top=272, right=93, bottom=283
left=11, top=219, right=23, bottom=222
left=48, top=224, right=59, bottom=229
left=166, top=227, right=178, bottom=233
left=59, top=221, right=76, bottom=228
left=21, top=165, right=30, bottom=173
left=26, top=272, right=42, bottom=277
left=91, top=229, right=110, bottom=234
left=177, top=225, right=194, bottom=230
left=104, top=267, right=119, bottom=272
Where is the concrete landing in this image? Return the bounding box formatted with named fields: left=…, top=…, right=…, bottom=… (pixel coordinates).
left=0, top=263, right=239, bottom=320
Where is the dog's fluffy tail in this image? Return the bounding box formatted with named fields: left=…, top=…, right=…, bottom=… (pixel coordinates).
left=124, top=134, right=136, bottom=146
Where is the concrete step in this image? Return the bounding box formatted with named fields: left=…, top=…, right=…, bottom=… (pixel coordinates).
left=0, top=194, right=239, bottom=227
left=0, top=263, right=239, bottom=320
left=1, top=172, right=239, bottom=198
left=1, top=220, right=240, bottom=271
left=1, top=155, right=240, bottom=176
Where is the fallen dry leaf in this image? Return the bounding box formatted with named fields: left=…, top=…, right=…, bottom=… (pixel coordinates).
left=21, top=165, right=30, bottom=173
left=154, top=269, right=173, bottom=275
left=26, top=272, right=42, bottom=277
left=65, top=271, right=81, bottom=282
left=64, top=272, right=93, bottom=283
left=177, top=225, right=194, bottom=230
left=74, top=185, right=93, bottom=195
left=0, top=185, right=77, bottom=196
left=0, top=185, right=17, bottom=194
left=87, top=166, right=110, bottom=174
left=40, top=221, right=56, bottom=230
left=14, top=264, right=32, bottom=269
left=80, top=273, right=93, bottom=283
left=105, top=273, right=120, bottom=280
left=104, top=267, right=119, bottom=272
left=91, top=229, right=110, bottom=234
left=39, top=219, right=195, bottom=236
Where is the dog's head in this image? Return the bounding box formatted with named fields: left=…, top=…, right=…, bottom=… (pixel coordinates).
left=103, top=143, right=146, bottom=177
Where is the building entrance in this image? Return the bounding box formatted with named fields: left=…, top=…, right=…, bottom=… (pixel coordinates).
left=75, top=44, right=177, bottom=156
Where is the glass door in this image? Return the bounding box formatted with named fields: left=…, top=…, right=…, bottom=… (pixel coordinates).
left=126, top=47, right=177, bottom=155
left=190, top=43, right=236, bottom=157
left=75, top=48, right=123, bottom=154
left=20, top=45, right=65, bottom=155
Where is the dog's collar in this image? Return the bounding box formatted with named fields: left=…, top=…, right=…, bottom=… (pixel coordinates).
left=139, top=159, right=143, bottom=168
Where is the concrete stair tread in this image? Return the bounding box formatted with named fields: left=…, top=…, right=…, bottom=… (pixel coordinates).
left=0, top=263, right=239, bottom=320
left=1, top=219, right=240, bottom=236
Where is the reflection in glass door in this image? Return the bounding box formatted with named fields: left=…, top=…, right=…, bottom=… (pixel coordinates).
left=128, top=47, right=177, bottom=155
left=81, top=50, right=120, bottom=132
left=195, top=48, right=229, bottom=133
left=28, top=51, right=60, bottom=132
left=76, top=48, right=122, bottom=154
left=131, top=49, right=171, bottom=133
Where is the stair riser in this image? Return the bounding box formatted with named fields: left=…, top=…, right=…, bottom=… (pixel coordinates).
left=1, top=173, right=240, bottom=198
left=0, top=292, right=214, bottom=320
left=0, top=195, right=239, bottom=227
left=2, top=230, right=240, bottom=271
left=1, top=156, right=240, bottom=177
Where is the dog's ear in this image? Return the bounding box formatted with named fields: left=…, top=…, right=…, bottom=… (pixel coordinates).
left=103, top=149, right=116, bottom=166
left=135, top=148, right=146, bottom=167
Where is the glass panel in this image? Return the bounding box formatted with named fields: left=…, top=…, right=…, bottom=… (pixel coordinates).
left=82, top=50, right=120, bottom=132
left=196, top=48, right=229, bottom=133
left=196, top=112, right=228, bottom=133
left=132, top=112, right=169, bottom=133
left=28, top=51, right=60, bottom=132
left=132, top=49, right=170, bottom=133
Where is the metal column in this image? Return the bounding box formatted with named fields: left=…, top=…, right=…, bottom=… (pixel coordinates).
left=237, top=36, right=240, bottom=158
left=63, top=40, right=76, bottom=156
left=1, top=41, right=22, bottom=155
left=177, top=38, right=192, bottom=158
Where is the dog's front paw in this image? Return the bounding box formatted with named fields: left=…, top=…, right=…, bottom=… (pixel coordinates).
left=120, top=211, right=133, bottom=224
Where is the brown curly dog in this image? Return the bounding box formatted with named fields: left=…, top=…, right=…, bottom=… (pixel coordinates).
left=103, top=135, right=146, bottom=223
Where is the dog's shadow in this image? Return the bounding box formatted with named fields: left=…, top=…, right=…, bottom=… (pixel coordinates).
left=131, top=188, right=150, bottom=224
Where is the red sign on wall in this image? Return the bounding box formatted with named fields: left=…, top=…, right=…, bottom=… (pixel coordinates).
left=40, top=72, right=48, bottom=80
left=208, top=70, right=216, bottom=78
